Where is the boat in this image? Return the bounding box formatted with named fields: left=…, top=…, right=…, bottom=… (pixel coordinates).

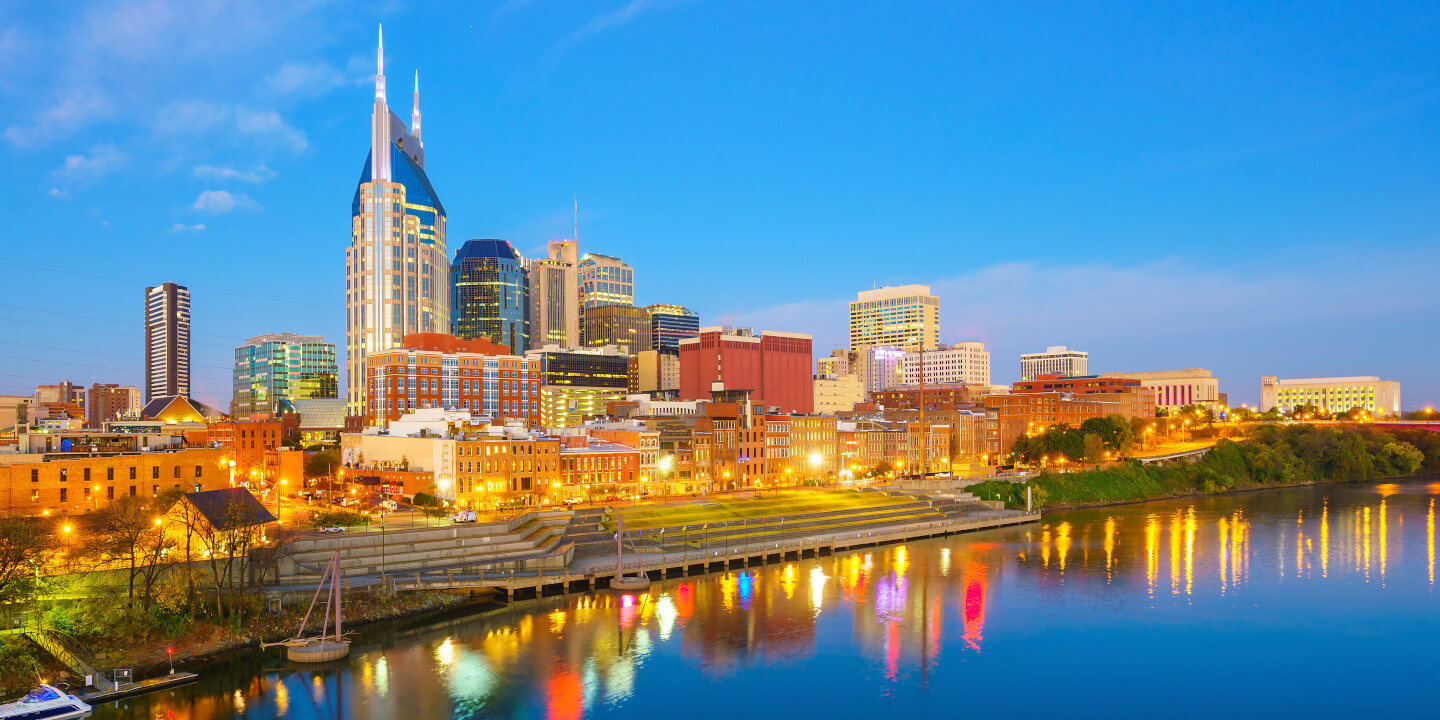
left=0, top=685, right=91, bottom=720
left=261, top=552, right=351, bottom=662
left=609, top=516, right=651, bottom=592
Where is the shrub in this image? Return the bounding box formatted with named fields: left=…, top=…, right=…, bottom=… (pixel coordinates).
left=309, top=510, right=369, bottom=527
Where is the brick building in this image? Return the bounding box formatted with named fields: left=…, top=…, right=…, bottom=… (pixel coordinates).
left=365, top=333, right=540, bottom=426
left=0, top=447, right=232, bottom=517
left=678, top=327, right=812, bottom=413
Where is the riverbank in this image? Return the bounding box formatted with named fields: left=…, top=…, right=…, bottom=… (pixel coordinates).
left=969, top=424, right=1438, bottom=512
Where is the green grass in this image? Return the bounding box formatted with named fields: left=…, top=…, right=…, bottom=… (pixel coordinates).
left=609, top=490, right=916, bottom=531
left=674, top=508, right=947, bottom=547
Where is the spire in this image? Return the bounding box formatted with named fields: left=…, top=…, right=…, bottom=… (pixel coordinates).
left=412, top=69, right=422, bottom=144
left=375, top=22, right=387, bottom=101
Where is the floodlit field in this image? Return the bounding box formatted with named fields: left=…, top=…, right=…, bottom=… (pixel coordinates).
left=610, top=490, right=920, bottom=531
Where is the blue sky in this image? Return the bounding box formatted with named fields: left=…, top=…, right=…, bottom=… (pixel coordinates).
left=1, top=0, right=1437, bottom=410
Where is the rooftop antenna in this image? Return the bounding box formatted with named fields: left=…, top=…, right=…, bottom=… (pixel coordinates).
left=573, top=194, right=579, bottom=244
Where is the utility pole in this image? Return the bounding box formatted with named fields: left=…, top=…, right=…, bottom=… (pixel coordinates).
left=917, top=340, right=925, bottom=479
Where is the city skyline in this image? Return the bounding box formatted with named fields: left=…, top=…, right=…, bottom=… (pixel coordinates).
left=2, top=2, right=1437, bottom=409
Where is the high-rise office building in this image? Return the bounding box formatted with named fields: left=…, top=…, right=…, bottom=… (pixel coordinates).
left=582, top=304, right=650, bottom=353
left=144, top=282, right=190, bottom=401
left=346, top=25, right=449, bottom=415
left=1020, top=346, right=1088, bottom=381
left=900, top=341, right=991, bottom=387
left=848, top=285, right=940, bottom=351
left=232, top=333, right=339, bottom=418
left=578, top=253, right=633, bottom=340
left=452, top=239, right=529, bottom=354
left=527, top=240, right=579, bottom=349
left=646, top=304, right=699, bottom=355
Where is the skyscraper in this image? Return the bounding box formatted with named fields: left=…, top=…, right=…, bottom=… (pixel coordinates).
left=578, top=253, right=633, bottom=341
left=232, top=333, right=339, bottom=417
left=848, top=285, right=940, bottom=351
left=144, top=282, right=190, bottom=401
left=582, top=304, right=650, bottom=352
left=346, top=24, right=449, bottom=415
left=527, top=239, right=579, bottom=349
left=452, top=239, right=529, bottom=354
left=645, top=304, right=699, bottom=355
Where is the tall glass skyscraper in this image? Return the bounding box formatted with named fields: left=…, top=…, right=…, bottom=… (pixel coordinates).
left=645, top=303, right=699, bottom=355
left=346, top=25, right=449, bottom=415
left=452, top=239, right=529, bottom=354
left=144, top=282, right=190, bottom=401
left=232, top=333, right=338, bottom=418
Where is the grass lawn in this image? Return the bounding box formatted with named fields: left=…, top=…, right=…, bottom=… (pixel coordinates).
left=609, top=490, right=918, bottom=531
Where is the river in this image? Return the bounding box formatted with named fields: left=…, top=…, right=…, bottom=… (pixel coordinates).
left=93, top=479, right=1440, bottom=718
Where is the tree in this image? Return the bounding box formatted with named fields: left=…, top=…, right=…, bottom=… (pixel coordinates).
left=92, top=495, right=174, bottom=609
left=305, top=449, right=340, bottom=479
left=0, top=518, right=55, bottom=609
left=1380, top=441, right=1424, bottom=475
left=1082, top=433, right=1106, bottom=464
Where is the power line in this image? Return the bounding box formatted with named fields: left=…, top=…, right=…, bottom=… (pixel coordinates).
left=0, top=317, right=236, bottom=349
left=0, top=303, right=246, bottom=341
left=0, top=340, right=233, bottom=372
left=0, top=355, right=230, bottom=383
left=4, top=263, right=331, bottom=309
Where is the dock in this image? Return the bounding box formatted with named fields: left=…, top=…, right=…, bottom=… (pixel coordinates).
left=81, top=672, right=198, bottom=703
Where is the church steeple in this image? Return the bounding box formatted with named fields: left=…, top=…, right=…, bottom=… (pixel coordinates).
left=412, top=70, right=422, bottom=144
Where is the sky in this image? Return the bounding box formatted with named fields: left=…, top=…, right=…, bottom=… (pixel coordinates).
left=0, top=0, right=1437, bottom=410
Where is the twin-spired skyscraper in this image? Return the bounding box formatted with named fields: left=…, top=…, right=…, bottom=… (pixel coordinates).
left=346, top=25, right=448, bottom=414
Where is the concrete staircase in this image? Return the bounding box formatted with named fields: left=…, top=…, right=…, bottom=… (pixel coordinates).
left=278, top=511, right=573, bottom=580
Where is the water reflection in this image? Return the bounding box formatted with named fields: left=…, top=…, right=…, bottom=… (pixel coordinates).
left=95, top=480, right=1440, bottom=719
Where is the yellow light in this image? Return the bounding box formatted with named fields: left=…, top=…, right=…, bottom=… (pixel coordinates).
left=63, top=525, right=72, bottom=534
left=154, top=517, right=162, bottom=525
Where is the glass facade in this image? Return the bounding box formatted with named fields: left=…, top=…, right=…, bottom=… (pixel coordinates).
left=582, top=304, right=650, bottom=352
left=646, top=304, right=699, bottom=355
left=530, top=350, right=629, bottom=389
left=452, top=239, right=529, bottom=354
left=232, top=334, right=338, bottom=417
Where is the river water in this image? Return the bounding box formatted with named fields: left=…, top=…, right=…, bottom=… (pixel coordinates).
left=93, top=479, right=1440, bottom=719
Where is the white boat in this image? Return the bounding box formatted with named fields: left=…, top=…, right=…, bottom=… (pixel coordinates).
left=609, top=516, right=651, bottom=592
left=0, top=685, right=91, bottom=720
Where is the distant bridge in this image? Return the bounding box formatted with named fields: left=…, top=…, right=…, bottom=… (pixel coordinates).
left=1368, top=422, right=1440, bottom=433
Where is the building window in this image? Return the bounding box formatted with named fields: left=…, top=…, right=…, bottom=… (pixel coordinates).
left=195, top=465, right=202, bottom=478
left=59, top=488, right=67, bottom=502
left=130, top=486, right=136, bottom=497
left=173, top=466, right=180, bottom=479
left=30, top=489, right=39, bottom=502
left=107, top=487, right=114, bottom=500
left=84, top=487, right=91, bottom=499
left=152, top=485, right=159, bottom=495
left=152, top=467, right=159, bottom=479
left=60, top=469, right=67, bottom=482
left=107, top=467, right=115, bottom=481
left=30, top=469, right=37, bottom=483
left=129, top=467, right=137, bottom=480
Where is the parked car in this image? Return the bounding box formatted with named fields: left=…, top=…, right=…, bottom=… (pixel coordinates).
left=380, top=499, right=399, bottom=511
left=452, top=510, right=477, bottom=523
left=318, top=525, right=345, bottom=534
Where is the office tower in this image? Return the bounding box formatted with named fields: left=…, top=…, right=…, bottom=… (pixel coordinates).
left=232, top=333, right=339, bottom=418
left=1097, top=369, right=1220, bottom=412
left=527, top=240, right=580, bottom=349
left=346, top=25, right=449, bottom=415
left=582, top=304, right=650, bottom=352
left=144, top=282, right=191, bottom=401
left=87, top=383, right=140, bottom=428
left=645, top=304, right=699, bottom=355
left=677, top=327, right=813, bottom=413
left=452, top=239, right=529, bottom=354
left=578, top=253, right=633, bottom=340
left=848, top=284, right=940, bottom=351
left=1019, top=346, right=1088, bottom=381
left=900, top=341, right=991, bottom=387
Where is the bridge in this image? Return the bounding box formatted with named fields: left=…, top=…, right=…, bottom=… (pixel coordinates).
left=1372, top=421, right=1440, bottom=433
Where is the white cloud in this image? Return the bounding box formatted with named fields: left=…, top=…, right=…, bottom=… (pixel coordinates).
left=191, top=189, right=260, bottom=214
left=47, top=188, right=70, bottom=200
left=234, top=109, right=308, bottom=152
left=192, top=164, right=277, bottom=183
left=153, top=100, right=230, bottom=135
left=262, top=61, right=347, bottom=97
left=575, top=0, right=678, bottom=39
left=4, top=89, right=112, bottom=147
left=54, top=143, right=127, bottom=182
left=168, top=223, right=205, bottom=232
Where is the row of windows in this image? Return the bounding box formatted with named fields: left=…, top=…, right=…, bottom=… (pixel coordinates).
left=31, top=465, right=201, bottom=482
